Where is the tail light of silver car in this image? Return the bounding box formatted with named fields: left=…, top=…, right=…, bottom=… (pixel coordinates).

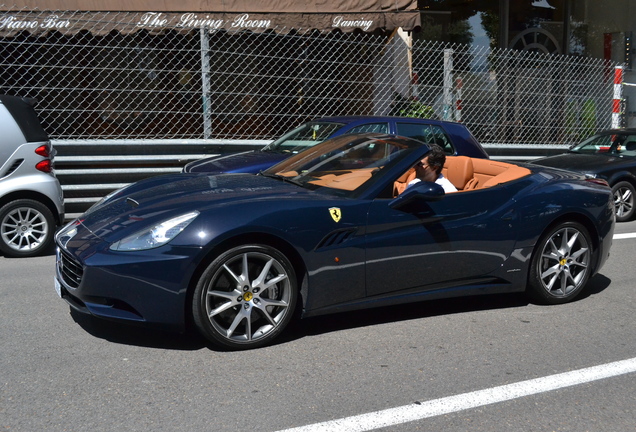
left=34, top=143, right=54, bottom=173
left=35, top=144, right=51, bottom=157
left=35, top=159, right=52, bottom=173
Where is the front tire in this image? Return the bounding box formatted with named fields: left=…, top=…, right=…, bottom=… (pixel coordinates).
left=527, top=222, right=592, bottom=305
left=192, top=244, right=298, bottom=350
left=612, top=181, right=635, bottom=222
left=0, top=199, right=55, bottom=258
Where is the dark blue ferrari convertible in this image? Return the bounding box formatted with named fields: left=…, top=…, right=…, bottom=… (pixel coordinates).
left=55, top=134, right=615, bottom=350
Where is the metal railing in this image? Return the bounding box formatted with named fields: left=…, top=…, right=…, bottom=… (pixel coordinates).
left=52, top=139, right=269, bottom=217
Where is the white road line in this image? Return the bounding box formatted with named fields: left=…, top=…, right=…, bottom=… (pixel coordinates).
left=277, top=358, right=636, bottom=432
left=614, top=232, right=636, bottom=239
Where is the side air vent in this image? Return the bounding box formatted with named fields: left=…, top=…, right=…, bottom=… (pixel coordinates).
left=1, top=158, right=24, bottom=178
left=315, top=228, right=357, bottom=250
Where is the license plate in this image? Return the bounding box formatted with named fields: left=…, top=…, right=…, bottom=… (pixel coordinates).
left=54, top=277, right=62, bottom=298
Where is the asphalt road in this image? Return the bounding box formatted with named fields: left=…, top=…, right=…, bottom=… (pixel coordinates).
left=2, top=222, right=635, bottom=431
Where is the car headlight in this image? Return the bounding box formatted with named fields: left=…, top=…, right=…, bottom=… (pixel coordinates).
left=109, top=211, right=199, bottom=251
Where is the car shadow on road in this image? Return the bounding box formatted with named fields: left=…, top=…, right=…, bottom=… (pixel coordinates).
left=280, top=273, right=613, bottom=344
left=282, top=293, right=531, bottom=343
left=577, top=273, right=612, bottom=300
left=67, top=274, right=611, bottom=351
left=70, top=309, right=208, bottom=351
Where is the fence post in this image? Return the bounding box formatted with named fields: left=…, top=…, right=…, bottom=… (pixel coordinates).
left=443, top=48, right=454, bottom=121
left=455, top=77, right=463, bottom=122
left=200, top=27, right=212, bottom=139
left=612, top=65, right=624, bottom=129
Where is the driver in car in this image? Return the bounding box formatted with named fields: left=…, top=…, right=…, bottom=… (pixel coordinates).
left=407, top=145, right=457, bottom=193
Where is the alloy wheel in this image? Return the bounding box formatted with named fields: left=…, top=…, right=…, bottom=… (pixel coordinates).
left=536, top=225, right=590, bottom=299
left=194, top=246, right=297, bottom=349
left=613, top=182, right=635, bottom=222
left=1, top=205, right=50, bottom=253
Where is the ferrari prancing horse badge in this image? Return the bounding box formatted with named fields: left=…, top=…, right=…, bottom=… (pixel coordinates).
left=329, top=207, right=341, bottom=222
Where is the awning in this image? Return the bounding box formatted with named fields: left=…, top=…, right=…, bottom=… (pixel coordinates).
left=0, top=1, right=421, bottom=36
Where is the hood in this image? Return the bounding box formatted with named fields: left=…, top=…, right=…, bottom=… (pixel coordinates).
left=79, top=173, right=311, bottom=242
left=533, top=152, right=631, bottom=174
left=183, top=150, right=288, bottom=174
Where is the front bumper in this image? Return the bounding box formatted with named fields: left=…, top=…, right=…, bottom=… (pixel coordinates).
left=55, top=242, right=201, bottom=331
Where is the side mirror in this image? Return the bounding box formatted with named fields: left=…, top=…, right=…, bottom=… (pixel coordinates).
left=389, top=181, right=445, bottom=210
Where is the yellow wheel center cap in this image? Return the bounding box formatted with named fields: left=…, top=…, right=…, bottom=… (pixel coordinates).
left=243, top=292, right=253, bottom=302
left=560, top=258, right=567, bottom=266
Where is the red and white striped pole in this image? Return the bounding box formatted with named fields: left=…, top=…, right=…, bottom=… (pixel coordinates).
left=612, top=65, right=624, bottom=129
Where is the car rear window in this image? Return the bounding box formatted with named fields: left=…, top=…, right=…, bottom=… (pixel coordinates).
left=0, top=95, right=49, bottom=143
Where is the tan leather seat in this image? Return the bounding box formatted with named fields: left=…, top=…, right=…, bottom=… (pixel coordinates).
left=481, top=166, right=530, bottom=188
left=393, top=167, right=417, bottom=197
left=446, top=156, right=478, bottom=190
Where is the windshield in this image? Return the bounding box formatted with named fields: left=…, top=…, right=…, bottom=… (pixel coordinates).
left=571, top=133, right=636, bottom=156
left=263, top=122, right=345, bottom=153
left=262, top=133, right=425, bottom=197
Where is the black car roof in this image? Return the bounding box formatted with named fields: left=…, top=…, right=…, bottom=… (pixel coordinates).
left=0, top=95, right=49, bottom=143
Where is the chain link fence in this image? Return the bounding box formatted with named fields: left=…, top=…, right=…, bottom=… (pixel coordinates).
left=0, top=6, right=622, bottom=217
left=0, top=6, right=620, bottom=146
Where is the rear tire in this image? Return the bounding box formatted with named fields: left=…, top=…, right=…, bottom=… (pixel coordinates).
left=527, top=222, right=592, bottom=305
left=612, top=181, right=635, bottom=222
left=0, top=199, right=55, bottom=258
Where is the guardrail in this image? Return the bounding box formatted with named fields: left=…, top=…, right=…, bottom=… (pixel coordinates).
left=54, top=140, right=570, bottom=220
left=54, top=139, right=267, bottom=219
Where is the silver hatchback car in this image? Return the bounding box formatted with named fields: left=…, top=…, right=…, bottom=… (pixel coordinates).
left=0, top=95, right=64, bottom=257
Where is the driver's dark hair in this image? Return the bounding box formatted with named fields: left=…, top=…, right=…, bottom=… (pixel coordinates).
left=427, top=145, right=446, bottom=175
